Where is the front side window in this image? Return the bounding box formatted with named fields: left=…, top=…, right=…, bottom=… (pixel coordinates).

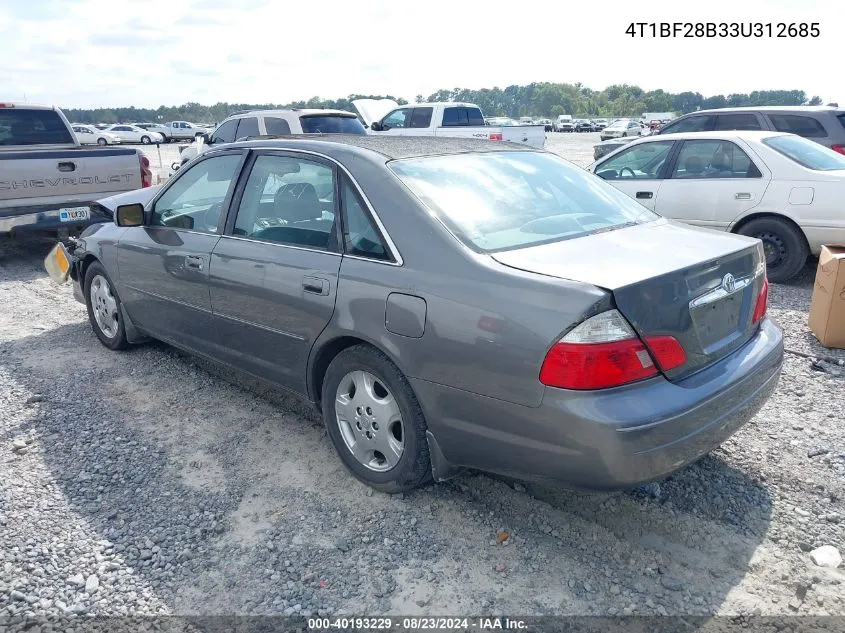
left=660, top=115, right=714, bottom=134
left=381, top=109, right=408, bottom=130
left=151, top=154, right=241, bottom=233
left=264, top=116, right=292, bottom=135
left=671, top=140, right=760, bottom=179
left=233, top=155, right=336, bottom=249
left=299, top=115, right=366, bottom=135
left=389, top=151, right=658, bottom=253
left=764, top=134, right=845, bottom=171
left=235, top=117, right=259, bottom=140
left=341, top=180, right=390, bottom=260
left=210, top=119, right=238, bottom=144
left=768, top=114, right=827, bottom=138
left=714, top=113, right=762, bottom=131
left=408, top=108, right=433, bottom=129
left=595, top=141, right=674, bottom=180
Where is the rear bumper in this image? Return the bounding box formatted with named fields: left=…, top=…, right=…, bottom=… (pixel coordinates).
left=414, top=318, right=783, bottom=490
left=0, top=203, right=112, bottom=236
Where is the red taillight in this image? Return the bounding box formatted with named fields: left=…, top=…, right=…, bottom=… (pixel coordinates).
left=539, top=310, right=666, bottom=390
left=0, top=103, right=14, bottom=109
left=643, top=335, right=687, bottom=372
left=752, top=277, right=769, bottom=324
left=831, top=145, right=845, bottom=156
left=139, top=153, right=152, bottom=188
left=488, top=133, right=503, bottom=141
left=540, top=338, right=658, bottom=390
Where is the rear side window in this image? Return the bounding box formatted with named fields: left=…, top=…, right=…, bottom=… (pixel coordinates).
left=235, top=117, right=259, bottom=140
left=660, top=115, right=713, bottom=134
left=838, top=113, right=845, bottom=131
left=671, top=140, right=761, bottom=179
left=442, top=107, right=485, bottom=127
left=768, top=114, right=828, bottom=138
left=409, top=108, right=433, bottom=129
left=763, top=135, right=845, bottom=171
left=341, top=180, right=390, bottom=261
left=714, top=113, right=762, bottom=131
left=0, top=109, right=74, bottom=146
left=299, top=116, right=366, bottom=135
left=264, top=117, right=292, bottom=135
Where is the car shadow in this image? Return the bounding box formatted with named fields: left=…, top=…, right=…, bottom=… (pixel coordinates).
left=0, top=234, right=78, bottom=284
left=5, top=322, right=772, bottom=618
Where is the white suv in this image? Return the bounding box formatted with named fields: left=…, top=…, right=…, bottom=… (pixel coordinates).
left=177, top=109, right=365, bottom=166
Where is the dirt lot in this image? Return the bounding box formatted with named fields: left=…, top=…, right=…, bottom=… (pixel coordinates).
left=1, top=132, right=844, bottom=620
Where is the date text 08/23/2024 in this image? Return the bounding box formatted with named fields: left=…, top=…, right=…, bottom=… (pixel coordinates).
left=308, top=617, right=528, bottom=630
left=625, top=22, right=820, bottom=38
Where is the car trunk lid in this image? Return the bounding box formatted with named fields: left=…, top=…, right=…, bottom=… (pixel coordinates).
left=491, top=219, right=766, bottom=380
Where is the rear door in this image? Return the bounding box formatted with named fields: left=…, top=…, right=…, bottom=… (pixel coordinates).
left=208, top=151, right=342, bottom=393
left=592, top=140, right=676, bottom=211
left=654, top=138, right=770, bottom=229
left=115, top=150, right=246, bottom=355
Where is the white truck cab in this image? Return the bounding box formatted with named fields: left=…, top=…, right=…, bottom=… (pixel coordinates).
left=354, top=99, right=546, bottom=149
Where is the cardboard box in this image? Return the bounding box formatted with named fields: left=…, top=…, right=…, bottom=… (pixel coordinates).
left=808, top=245, right=845, bottom=348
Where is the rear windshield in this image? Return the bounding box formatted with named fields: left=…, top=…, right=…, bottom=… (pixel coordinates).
left=763, top=134, right=845, bottom=171
left=0, top=109, right=74, bottom=146
left=299, top=115, right=366, bottom=135
left=389, top=151, right=658, bottom=253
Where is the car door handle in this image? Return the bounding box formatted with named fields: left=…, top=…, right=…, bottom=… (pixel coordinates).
left=302, top=276, right=329, bottom=295
left=185, top=255, right=205, bottom=270
left=735, top=192, right=752, bottom=200
left=636, top=191, right=653, bottom=199
left=58, top=161, right=76, bottom=172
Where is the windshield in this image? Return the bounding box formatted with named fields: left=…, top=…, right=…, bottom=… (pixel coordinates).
left=299, top=115, right=366, bottom=135
left=763, top=135, right=845, bottom=171
left=389, top=151, right=658, bottom=253
left=606, top=121, right=628, bottom=129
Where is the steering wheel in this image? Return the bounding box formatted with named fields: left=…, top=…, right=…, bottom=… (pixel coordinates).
left=620, top=167, right=637, bottom=178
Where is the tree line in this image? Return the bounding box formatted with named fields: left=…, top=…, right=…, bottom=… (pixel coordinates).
left=63, top=84, right=828, bottom=125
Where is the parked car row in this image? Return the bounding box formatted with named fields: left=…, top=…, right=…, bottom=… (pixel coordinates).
left=80, top=121, right=214, bottom=143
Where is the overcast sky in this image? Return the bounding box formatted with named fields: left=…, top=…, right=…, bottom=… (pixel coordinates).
left=0, top=0, right=837, bottom=108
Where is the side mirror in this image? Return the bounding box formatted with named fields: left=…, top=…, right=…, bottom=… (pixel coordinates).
left=370, top=121, right=383, bottom=132
left=115, top=203, right=145, bottom=227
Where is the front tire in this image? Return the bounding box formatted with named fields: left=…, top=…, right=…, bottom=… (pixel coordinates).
left=322, top=345, right=432, bottom=493
left=737, top=217, right=809, bottom=283
left=84, top=262, right=129, bottom=350
left=97, top=137, right=107, bottom=146
left=140, top=135, right=151, bottom=145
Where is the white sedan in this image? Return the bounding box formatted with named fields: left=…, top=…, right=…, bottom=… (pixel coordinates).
left=588, top=130, right=845, bottom=282
left=105, top=124, right=164, bottom=145
left=71, top=125, right=121, bottom=146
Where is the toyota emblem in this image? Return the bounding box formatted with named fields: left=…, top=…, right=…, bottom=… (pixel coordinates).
left=721, top=273, right=737, bottom=293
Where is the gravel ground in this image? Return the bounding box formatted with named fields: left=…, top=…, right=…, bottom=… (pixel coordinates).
left=1, top=132, right=844, bottom=621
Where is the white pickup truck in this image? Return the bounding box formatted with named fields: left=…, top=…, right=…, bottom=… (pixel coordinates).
left=354, top=100, right=546, bottom=148
left=0, top=102, right=152, bottom=237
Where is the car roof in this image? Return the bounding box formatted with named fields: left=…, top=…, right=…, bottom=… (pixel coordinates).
left=638, top=130, right=787, bottom=141
left=690, top=105, right=843, bottom=115
left=223, top=135, right=541, bottom=160
left=228, top=109, right=358, bottom=118
left=0, top=102, right=55, bottom=110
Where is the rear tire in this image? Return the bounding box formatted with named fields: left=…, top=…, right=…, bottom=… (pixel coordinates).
left=737, top=217, right=808, bottom=283
left=322, top=345, right=432, bottom=493
left=84, top=262, right=129, bottom=350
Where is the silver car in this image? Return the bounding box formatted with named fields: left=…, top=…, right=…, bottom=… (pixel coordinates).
left=47, top=136, right=783, bottom=493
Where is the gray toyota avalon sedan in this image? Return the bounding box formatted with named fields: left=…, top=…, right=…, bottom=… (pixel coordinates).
left=47, top=136, right=783, bottom=493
